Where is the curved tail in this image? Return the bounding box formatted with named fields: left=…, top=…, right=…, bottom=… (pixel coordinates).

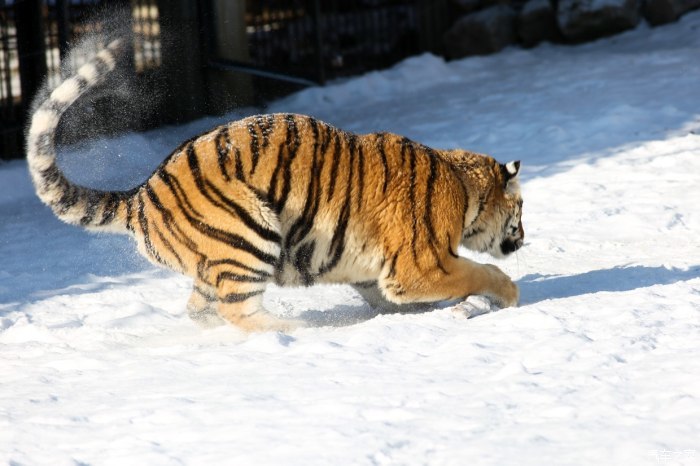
left=26, top=38, right=133, bottom=234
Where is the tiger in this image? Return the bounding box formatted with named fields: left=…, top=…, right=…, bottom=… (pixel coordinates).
left=26, top=37, right=524, bottom=332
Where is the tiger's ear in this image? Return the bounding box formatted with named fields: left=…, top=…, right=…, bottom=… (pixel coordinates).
left=500, top=160, right=520, bottom=185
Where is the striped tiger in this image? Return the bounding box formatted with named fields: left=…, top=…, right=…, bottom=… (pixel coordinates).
left=27, top=38, right=524, bottom=332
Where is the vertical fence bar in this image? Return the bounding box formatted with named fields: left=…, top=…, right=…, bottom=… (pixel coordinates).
left=312, top=0, right=325, bottom=85
left=56, top=0, right=70, bottom=59
left=15, top=0, right=46, bottom=115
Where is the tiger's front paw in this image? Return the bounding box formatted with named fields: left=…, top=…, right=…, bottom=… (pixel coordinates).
left=483, top=264, right=519, bottom=308
left=499, top=280, right=519, bottom=308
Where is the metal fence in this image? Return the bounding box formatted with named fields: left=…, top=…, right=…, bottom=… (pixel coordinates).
left=1, top=2, right=22, bottom=159
left=207, top=0, right=443, bottom=87
left=1, top=0, right=161, bottom=159
left=1, top=0, right=446, bottom=160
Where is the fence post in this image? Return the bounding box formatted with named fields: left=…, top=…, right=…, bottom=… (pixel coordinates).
left=204, top=0, right=255, bottom=114
left=15, top=0, right=47, bottom=114
left=311, top=0, right=325, bottom=85
left=156, top=0, right=208, bottom=122
left=416, top=0, right=449, bottom=55
left=56, top=0, right=70, bottom=59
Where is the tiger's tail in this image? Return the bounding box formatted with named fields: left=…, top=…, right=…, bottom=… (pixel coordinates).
left=26, top=38, right=132, bottom=234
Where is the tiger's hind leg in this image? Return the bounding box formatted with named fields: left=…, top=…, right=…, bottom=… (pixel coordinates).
left=178, top=175, right=298, bottom=332
left=187, top=281, right=225, bottom=328
left=215, top=282, right=299, bottom=333
left=194, top=252, right=301, bottom=332
left=197, top=248, right=300, bottom=333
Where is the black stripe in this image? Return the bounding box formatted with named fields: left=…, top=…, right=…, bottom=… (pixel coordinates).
left=406, top=141, right=419, bottom=261
left=145, top=182, right=200, bottom=254
left=92, top=54, right=111, bottom=78
left=377, top=133, right=390, bottom=193
left=424, top=155, right=438, bottom=242
left=186, top=144, right=202, bottom=181
left=248, top=120, right=261, bottom=175
left=476, top=199, right=485, bottom=217
left=293, top=241, right=316, bottom=286
left=318, top=198, right=350, bottom=275
left=55, top=184, right=80, bottom=214
left=208, top=258, right=272, bottom=278
left=356, top=141, right=364, bottom=211
left=153, top=222, right=185, bottom=270
left=79, top=191, right=102, bottom=226
left=353, top=280, right=377, bottom=289
left=158, top=168, right=278, bottom=266
left=424, top=155, right=441, bottom=261
left=137, top=191, right=159, bottom=260
left=320, top=121, right=332, bottom=157
left=464, top=227, right=484, bottom=239
left=33, top=131, right=54, bottom=155
left=97, top=192, right=127, bottom=226
left=40, top=164, right=61, bottom=186
left=475, top=184, right=492, bottom=219
left=159, top=159, right=205, bottom=222
left=447, top=234, right=459, bottom=258
left=216, top=271, right=268, bottom=287
left=205, top=178, right=281, bottom=242
left=259, top=114, right=275, bottom=150
left=327, top=131, right=342, bottom=202
left=216, top=126, right=231, bottom=182
left=125, top=196, right=134, bottom=232
left=221, top=290, right=264, bottom=304
left=193, top=284, right=217, bottom=302
left=387, top=249, right=400, bottom=278
left=187, top=143, right=281, bottom=243
left=271, top=114, right=300, bottom=213
left=422, top=154, right=448, bottom=274
left=503, top=214, right=513, bottom=236
left=319, top=131, right=354, bottom=276
left=43, top=99, right=68, bottom=116
left=487, top=233, right=497, bottom=250
left=268, top=143, right=284, bottom=205
left=97, top=192, right=118, bottom=226
left=73, top=76, right=89, bottom=93
left=234, top=147, right=245, bottom=181
left=285, top=117, right=323, bottom=249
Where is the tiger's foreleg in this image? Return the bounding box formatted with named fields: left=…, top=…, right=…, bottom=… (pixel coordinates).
left=380, top=256, right=519, bottom=309
left=352, top=282, right=435, bottom=314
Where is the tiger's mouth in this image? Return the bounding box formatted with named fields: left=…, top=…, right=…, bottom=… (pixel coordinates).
left=500, top=218, right=524, bottom=256
left=500, top=237, right=524, bottom=255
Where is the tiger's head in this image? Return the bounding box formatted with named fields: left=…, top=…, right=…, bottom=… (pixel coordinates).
left=455, top=154, right=524, bottom=258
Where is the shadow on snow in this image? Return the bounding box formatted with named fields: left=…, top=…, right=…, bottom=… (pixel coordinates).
left=518, top=265, right=700, bottom=305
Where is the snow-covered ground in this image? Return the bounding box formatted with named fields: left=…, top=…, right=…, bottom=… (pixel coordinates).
left=2, top=12, right=700, bottom=466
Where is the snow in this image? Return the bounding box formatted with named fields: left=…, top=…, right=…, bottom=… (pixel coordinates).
left=2, top=11, right=700, bottom=466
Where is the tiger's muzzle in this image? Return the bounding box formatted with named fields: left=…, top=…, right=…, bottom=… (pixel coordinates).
left=500, top=220, right=524, bottom=255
